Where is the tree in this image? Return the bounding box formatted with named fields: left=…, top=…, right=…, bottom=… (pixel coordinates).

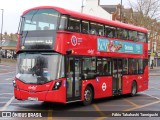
left=127, top=0, right=160, bottom=51
left=128, top=0, right=160, bottom=28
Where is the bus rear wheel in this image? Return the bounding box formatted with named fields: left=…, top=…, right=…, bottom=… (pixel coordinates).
left=130, top=81, right=137, bottom=96
left=83, top=86, right=93, bottom=106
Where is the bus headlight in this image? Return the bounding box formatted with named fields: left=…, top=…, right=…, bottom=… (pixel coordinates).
left=53, top=80, right=62, bottom=90
left=13, top=80, right=17, bottom=88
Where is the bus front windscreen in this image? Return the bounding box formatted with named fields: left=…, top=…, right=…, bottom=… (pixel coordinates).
left=20, top=9, right=60, bottom=50
left=16, top=53, right=64, bottom=84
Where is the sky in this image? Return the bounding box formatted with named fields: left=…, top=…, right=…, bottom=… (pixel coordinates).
left=0, top=0, right=129, bottom=34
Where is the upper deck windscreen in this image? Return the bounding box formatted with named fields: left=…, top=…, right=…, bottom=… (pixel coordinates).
left=19, top=9, right=60, bottom=50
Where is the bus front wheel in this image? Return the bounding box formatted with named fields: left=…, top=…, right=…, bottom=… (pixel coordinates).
left=83, top=86, right=93, bottom=106
left=130, top=81, right=137, bottom=96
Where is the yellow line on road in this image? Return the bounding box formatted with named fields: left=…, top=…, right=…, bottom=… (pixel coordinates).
left=98, top=104, right=132, bottom=106
left=92, top=104, right=106, bottom=116
left=95, top=98, right=160, bottom=120
left=123, top=100, right=160, bottom=111
left=123, top=99, right=139, bottom=107
left=48, top=109, right=53, bottom=120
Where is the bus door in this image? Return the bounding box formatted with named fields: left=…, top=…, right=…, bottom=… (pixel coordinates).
left=66, top=56, right=82, bottom=101
left=112, top=59, right=122, bottom=95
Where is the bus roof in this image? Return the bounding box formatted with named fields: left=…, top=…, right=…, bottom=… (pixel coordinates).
left=23, top=6, right=148, bottom=33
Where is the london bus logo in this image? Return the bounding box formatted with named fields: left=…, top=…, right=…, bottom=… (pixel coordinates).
left=71, top=36, right=77, bottom=46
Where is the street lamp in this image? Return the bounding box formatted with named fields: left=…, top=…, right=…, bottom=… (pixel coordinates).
left=81, top=0, right=84, bottom=13
left=0, top=9, right=3, bottom=63
left=153, top=42, right=155, bottom=53
left=120, top=0, right=122, bottom=22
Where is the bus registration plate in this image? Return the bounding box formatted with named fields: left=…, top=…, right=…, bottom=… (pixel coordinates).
left=28, top=97, right=38, bottom=101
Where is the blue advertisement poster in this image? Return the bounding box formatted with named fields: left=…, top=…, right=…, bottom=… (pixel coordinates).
left=97, top=38, right=143, bottom=54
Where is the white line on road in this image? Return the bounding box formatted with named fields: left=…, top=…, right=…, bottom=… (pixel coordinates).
left=149, top=81, right=160, bottom=85
left=0, top=93, right=13, bottom=95
left=5, top=78, right=13, bottom=81
left=0, top=71, right=15, bottom=75
left=0, top=96, right=14, bottom=111
left=149, top=87, right=160, bottom=91
left=142, top=92, right=160, bottom=100
left=0, top=97, right=12, bottom=99
left=0, top=83, right=12, bottom=84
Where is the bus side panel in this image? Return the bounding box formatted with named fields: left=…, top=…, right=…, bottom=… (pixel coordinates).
left=141, top=66, right=149, bottom=91
left=122, top=76, right=131, bottom=94
left=122, top=75, right=141, bottom=94
left=122, top=75, right=146, bottom=94
left=45, top=79, right=66, bottom=103
left=93, top=77, right=112, bottom=99
left=136, top=75, right=145, bottom=92
left=81, top=77, right=112, bottom=101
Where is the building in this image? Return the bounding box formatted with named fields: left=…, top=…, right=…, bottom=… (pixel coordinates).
left=82, top=0, right=112, bottom=20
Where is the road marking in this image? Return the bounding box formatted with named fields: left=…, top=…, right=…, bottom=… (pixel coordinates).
left=123, top=99, right=139, bottom=107
left=0, top=71, right=15, bottom=75
left=98, top=104, right=133, bottom=106
left=149, top=81, right=160, bottom=85
left=149, top=87, right=160, bottom=91
left=5, top=77, right=13, bottom=81
left=0, top=93, right=13, bottom=95
left=0, top=83, right=12, bottom=84
left=142, top=92, right=160, bottom=100
left=96, top=100, right=160, bottom=120
left=48, top=110, right=53, bottom=120
left=92, top=104, right=106, bottom=117
left=0, top=96, right=14, bottom=111
left=123, top=100, right=160, bottom=111
left=10, top=103, right=40, bottom=105
left=0, top=97, right=12, bottom=98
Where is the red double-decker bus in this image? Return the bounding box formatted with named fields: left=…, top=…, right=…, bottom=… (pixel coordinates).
left=14, top=6, right=148, bottom=105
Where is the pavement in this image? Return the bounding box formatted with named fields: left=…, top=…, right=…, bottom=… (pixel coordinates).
left=0, top=62, right=16, bottom=74
left=149, top=67, right=160, bottom=76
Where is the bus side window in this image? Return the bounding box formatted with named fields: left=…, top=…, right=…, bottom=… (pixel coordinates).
left=117, top=28, right=128, bottom=40
left=97, top=64, right=103, bottom=75
left=137, top=32, right=147, bottom=42
left=59, top=15, right=68, bottom=30
left=82, top=20, right=89, bottom=34
left=90, top=22, right=98, bottom=35
left=129, top=30, right=137, bottom=41
left=97, top=24, right=104, bottom=36
left=103, top=58, right=111, bottom=75
left=123, top=58, right=128, bottom=74
left=68, top=17, right=80, bottom=32
left=105, top=25, right=117, bottom=38
left=138, top=59, right=143, bottom=74
left=82, top=57, right=96, bottom=79
left=129, top=59, right=138, bottom=74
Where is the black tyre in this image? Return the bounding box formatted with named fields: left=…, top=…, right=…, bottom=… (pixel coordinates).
left=83, top=86, right=93, bottom=106
left=130, top=81, right=137, bottom=96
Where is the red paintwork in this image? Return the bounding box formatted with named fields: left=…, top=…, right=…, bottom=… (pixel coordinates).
left=55, top=31, right=148, bottom=59
left=14, top=78, right=66, bottom=103
left=81, top=76, right=112, bottom=101
left=14, top=6, right=148, bottom=103
left=22, top=6, right=147, bottom=33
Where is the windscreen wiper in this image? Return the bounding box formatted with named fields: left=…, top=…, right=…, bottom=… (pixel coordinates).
left=22, top=10, right=39, bottom=47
